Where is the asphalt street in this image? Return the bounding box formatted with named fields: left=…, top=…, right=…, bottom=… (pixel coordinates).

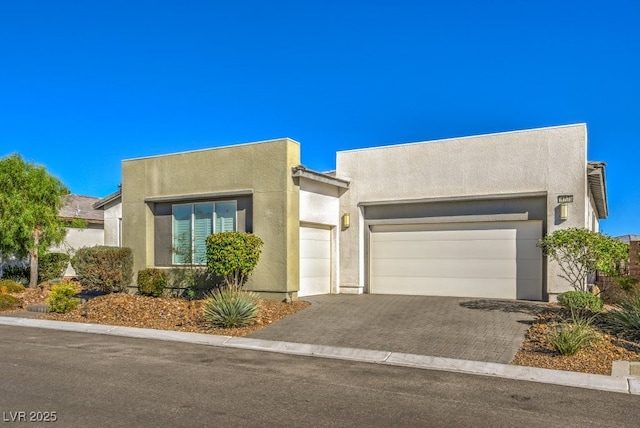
left=1, top=325, right=638, bottom=427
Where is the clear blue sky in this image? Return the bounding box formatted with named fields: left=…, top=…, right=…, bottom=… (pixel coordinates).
left=1, top=0, right=638, bottom=236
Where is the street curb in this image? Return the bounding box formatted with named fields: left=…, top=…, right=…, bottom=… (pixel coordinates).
left=0, top=316, right=636, bottom=395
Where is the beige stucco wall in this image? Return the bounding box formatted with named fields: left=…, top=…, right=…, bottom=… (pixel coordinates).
left=336, top=123, right=591, bottom=299
left=121, top=139, right=301, bottom=299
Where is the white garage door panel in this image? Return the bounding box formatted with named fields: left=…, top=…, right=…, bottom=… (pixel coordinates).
left=516, top=240, right=544, bottom=260
left=299, top=226, right=331, bottom=297
left=301, top=242, right=330, bottom=259
left=372, top=277, right=517, bottom=299
left=370, top=221, right=542, bottom=300
left=371, top=259, right=516, bottom=279
left=300, top=257, right=330, bottom=277
left=371, top=238, right=517, bottom=260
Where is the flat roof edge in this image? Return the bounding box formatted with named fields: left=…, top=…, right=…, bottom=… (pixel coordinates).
left=338, top=123, right=587, bottom=155
left=123, top=138, right=300, bottom=163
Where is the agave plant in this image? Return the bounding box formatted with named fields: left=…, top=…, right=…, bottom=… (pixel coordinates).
left=547, top=309, right=600, bottom=356
left=603, top=298, right=640, bottom=342
left=202, top=286, right=259, bottom=328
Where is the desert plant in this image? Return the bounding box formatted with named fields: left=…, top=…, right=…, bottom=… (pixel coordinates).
left=206, top=232, right=263, bottom=288
left=0, top=279, right=25, bottom=294
left=602, top=298, right=640, bottom=342
left=557, top=291, right=603, bottom=313
left=38, top=252, right=71, bottom=283
left=46, top=283, right=80, bottom=313
left=0, top=294, right=20, bottom=310
left=202, top=286, right=259, bottom=327
left=1, top=265, right=30, bottom=286
left=547, top=311, right=600, bottom=356
left=538, top=228, right=628, bottom=291
left=71, top=246, right=133, bottom=293
left=600, top=276, right=640, bottom=305
left=137, top=268, right=168, bottom=297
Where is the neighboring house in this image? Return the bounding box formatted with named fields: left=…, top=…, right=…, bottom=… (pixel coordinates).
left=52, top=194, right=105, bottom=276
left=100, top=123, right=608, bottom=301
left=0, top=194, right=105, bottom=278
left=93, top=189, right=123, bottom=247
left=620, top=236, right=640, bottom=280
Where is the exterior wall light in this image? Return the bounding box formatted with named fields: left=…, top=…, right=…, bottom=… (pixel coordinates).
left=342, top=213, right=351, bottom=229
left=560, top=203, right=569, bottom=220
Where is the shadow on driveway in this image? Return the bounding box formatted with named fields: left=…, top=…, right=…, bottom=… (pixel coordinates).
left=459, top=299, right=545, bottom=315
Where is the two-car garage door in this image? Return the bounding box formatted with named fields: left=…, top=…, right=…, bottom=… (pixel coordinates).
left=369, top=221, right=542, bottom=300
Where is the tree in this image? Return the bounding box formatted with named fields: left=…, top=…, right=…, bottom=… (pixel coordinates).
left=0, top=154, right=69, bottom=288
left=206, top=232, right=263, bottom=288
left=537, top=228, right=628, bottom=292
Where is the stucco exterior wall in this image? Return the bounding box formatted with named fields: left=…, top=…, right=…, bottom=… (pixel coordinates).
left=103, top=200, right=122, bottom=247
left=299, top=177, right=341, bottom=293
left=121, top=139, right=301, bottom=299
left=336, top=124, right=590, bottom=299
left=299, top=178, right=340, bottom=226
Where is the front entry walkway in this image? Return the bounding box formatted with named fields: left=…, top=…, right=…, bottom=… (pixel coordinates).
left=249, top=295, right=544, bottom=364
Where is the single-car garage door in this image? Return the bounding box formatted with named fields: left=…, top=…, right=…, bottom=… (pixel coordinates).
left=299, top=226, right=331, bottom=297
left=369, top=221, right=542, bottom=300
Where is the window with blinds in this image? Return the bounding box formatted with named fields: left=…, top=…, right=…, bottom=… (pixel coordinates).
left=172, top=201, right=237, bottom=265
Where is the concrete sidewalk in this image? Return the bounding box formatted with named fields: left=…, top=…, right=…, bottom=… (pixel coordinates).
left=250, top=295, right=543, bottom=364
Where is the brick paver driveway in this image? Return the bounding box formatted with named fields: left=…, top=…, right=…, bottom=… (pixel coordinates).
left=249, top=295, right=544, bottom=364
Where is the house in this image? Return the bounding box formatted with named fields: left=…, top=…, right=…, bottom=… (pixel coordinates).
left=52, top=194, right=106, bottom=276
left=101, top=123, right=607, bottom=301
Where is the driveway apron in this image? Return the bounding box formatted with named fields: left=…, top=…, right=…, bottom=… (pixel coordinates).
left=249, top=295, right=543, bottom=364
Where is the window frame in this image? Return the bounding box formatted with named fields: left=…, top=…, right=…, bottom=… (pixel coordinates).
left=171, top=200, right=238, bottom=265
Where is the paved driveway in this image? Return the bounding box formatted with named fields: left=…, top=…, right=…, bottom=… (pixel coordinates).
left=249, top=295, right=544, bottom=364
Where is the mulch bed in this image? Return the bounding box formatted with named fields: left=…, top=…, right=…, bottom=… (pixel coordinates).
left=512, top=307, right=640, bottom=375
left=41, top=293, right=310, bottom=337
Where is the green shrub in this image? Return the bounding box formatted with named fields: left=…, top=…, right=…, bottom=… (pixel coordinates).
left=557, top=291, right=603, bottom=313
left=137, top=268, right=168, bottom=297
left=203, top=286, right=259, bottom=327
left=600, top=278, right=640, bottom=305
left=1, top=265, right=29, bottom=286
left=71, top=246, right=133, bottom=293
left=206, top=232, right=264, bottom=288
left=0, top=294, right=20, bottom=310
left=616, top=276, right=640, bottom=292
left=46, top=283, right=80, bottom=313
left=0, top=279, right=25, bottom=293
left=169, top=267, right=215, bottom=300
left=603, top=298, right=640, bottom=342
left=537, top=228, right=628, bottom=291
left=38, top=252, right=71, bottom=283
left=548, top=321, right=599, bottom=356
